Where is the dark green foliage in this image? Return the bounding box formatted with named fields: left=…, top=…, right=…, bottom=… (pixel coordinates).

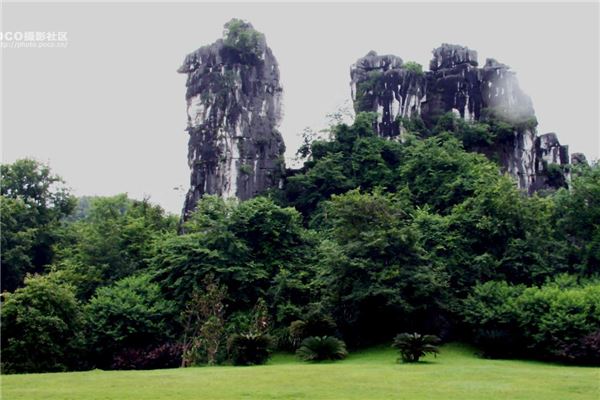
left=545, top=163, right=568, bottom=189
left=399, top=134, right=499, bottom=213
left=85, top=274, right=176, bottom=369
left=227, top=333, right=273, bottom=365
left=1, top=159, right=75, bottom=292
left=1, top=274, right=84, bottom=373
left=285, top=112, right=402, bottom=219
left=2, top=107, right=599, bottom=372
left=316, top=189, right=449, bottom=345
left=398, top=115, right=428, bottom=136
left=296, top=336, right=348, bottom=361
left=461, top=281, right=525, bottom=358
left=442, top=177, right=567, bottom=293
left=152, top=195, right=312, bottom=317
left=288, top=313, right=337, bottom=348
left=392, top=332, right=440, bottom=363
left=355, top=73, right=384, bottom=110
left=554, top=164, right=600, bottom=275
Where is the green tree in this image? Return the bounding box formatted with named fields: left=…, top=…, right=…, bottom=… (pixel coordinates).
left=1, top=274, right=84, bottom=373
left=398, top=133, right=499, bottom=214
left=54, top=194, right=177, bottom=298
left=1, top=159, right=75, bottom=292
left=85, top=273, right=176, bottom=368
left=554, top=163, right=600, bottom=275
left=153, top=195, right=312, bottom=316
left=461, top=281, right=525, bottom=357
left=317, top=189, right=448, bottom=344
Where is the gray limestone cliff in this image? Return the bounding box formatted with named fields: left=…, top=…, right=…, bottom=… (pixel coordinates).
left=351, top=44, right=570, bottom=193
left=179, top=20, right=285, bottom=218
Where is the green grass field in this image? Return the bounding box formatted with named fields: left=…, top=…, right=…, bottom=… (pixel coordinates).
left=2, top=344, right=598, bottom=400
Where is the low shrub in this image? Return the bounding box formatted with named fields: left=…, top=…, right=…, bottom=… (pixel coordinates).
left=461, top=281, right=525, bottom=358
left=110, top=343, right=182, bottom=370
left=288, top=313, right=337, bottom=349
left=227, top=333, right=273, bottom=366
left=296, top=336, right=348, bottom=362
left=392, top=332, right=440, bottom=363
left=557, top=330, right=600, bottom=365
left=462, top=279, right=600, bottom=364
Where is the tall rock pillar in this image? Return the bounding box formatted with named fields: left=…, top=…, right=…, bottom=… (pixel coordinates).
left=178, top=19, right=285, bottom=218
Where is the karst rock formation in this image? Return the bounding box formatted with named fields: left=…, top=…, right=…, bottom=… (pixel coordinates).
left=350, top=44, right=573, bottom=193
left=179, top=23, right=582, bottom=215
left=178, top=19, right=285, bottom=218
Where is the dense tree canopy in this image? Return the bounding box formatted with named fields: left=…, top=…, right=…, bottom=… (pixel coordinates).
left=1, top=274, right=84, bottom=373
left=1, top=159, right=75, bottom=292
left=1, top=112, right=599, bottom=372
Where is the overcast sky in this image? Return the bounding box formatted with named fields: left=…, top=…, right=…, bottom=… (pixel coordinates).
left=2, top=2, right=599, bottom=214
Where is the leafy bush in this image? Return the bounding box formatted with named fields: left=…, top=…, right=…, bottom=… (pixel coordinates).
left=110, top=343, right=183, bottom=370
left=461, top=281, right=525, bottom=358
left=515, top=281, right=600, bottom=361
left=296, top=336, right=348, bottom=361
left=1, top=274, right=85, bottom=373
left=85, top=274, right=176, bottom=368
left=463, top=279, right=600, bottom=364
left=288, top=313, right=337, bottom=348
left=392, top=333, right=440, bottom=363
left=227, top=333, right=273, bottom=365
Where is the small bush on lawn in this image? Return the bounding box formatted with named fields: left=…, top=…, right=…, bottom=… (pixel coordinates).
left=227, top=333, right=273, bottom=366
left=392, top=332, right=440, bottom=363
left=296, top=336, right=348, bottom=362
left=288, top=313, right=337, bottom=349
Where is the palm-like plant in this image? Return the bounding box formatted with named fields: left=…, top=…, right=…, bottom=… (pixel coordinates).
left=392, top=333, right=440, bottom=363
left=296, top=336, right=348, bottom=361
left=227, top=333, right=273, bottom=366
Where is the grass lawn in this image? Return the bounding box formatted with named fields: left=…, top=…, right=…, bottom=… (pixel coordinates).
left=2, top=343, right=599, bottom=400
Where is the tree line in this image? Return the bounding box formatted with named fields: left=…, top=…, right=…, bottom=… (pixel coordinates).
left=1, top=112, right=599, bottom=372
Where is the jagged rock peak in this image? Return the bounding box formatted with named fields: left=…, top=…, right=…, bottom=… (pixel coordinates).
left=179, top=19, right=285, bottom=218
left=352, top=51, right=404, bottom=72
left=351, top=43, right=570, bottom=194
left=430, top=43, right=478, bottom=71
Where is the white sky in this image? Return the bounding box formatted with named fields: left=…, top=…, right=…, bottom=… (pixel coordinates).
left=2, top=2, right=599, bottom=214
